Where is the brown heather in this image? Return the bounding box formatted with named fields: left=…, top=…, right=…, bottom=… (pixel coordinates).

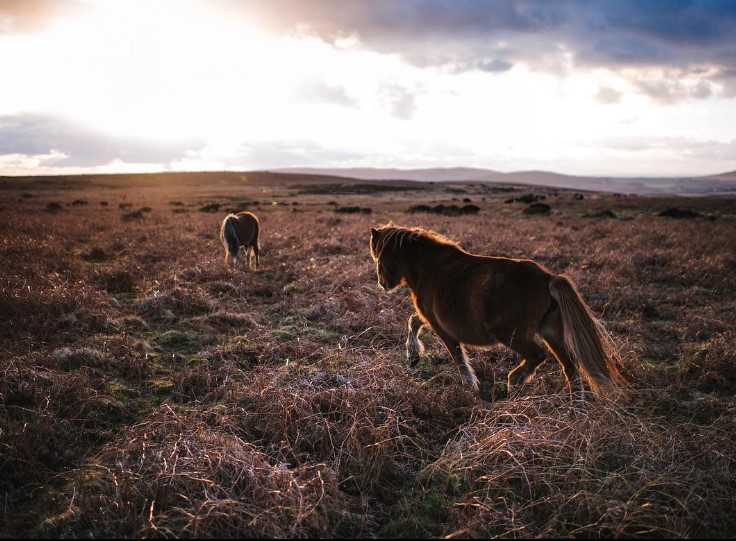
left=1, top=172, right=735, bottom=538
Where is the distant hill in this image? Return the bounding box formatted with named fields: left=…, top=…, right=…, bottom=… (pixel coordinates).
left=274, top=167, right=736, bottom=196
left=3, top=167, right=735, bottom=195
left=699, top=170, right=736, bottom=182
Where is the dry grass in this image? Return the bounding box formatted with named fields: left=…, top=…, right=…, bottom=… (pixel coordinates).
left=1, top=173, right=735, bottom=538
left=419, top=395, right=734, bottom=538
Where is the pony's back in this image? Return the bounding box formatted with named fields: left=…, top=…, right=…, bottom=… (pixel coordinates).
left=220, top=211, right=260, bottom=269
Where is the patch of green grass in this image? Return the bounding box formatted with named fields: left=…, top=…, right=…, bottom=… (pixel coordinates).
left=117, top=316, right=148, bottom=332
left=379, top=488, right=452, bottom=538
left=154, top=330, right=202, bottom=354
left=273, top=315, right=342, bottom=343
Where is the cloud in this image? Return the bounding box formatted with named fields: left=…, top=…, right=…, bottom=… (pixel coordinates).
left=588, top=135, right=736, bottom=161
left=473, top=58, right=514, bottom=73
left=239, top=140, right=364, bottom=168
left=596, top=87, right=623, bottom=105
left=0, top=0, right=86, bottom=34
left=295, top=78, right=358, bottom=108
left=633, top=76, right=714, bottom=104
left=378, top=83, right=421, bottom=120
left=218, top=0, right=736, bottom=101
left=171, top=138, right=367, bottom=171
left=0, top=113, right=204, bottom=167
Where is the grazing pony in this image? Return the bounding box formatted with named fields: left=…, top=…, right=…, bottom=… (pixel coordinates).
left=369, top=224, right=626, bottom=401
left=220, top=211, right=260, bottom=270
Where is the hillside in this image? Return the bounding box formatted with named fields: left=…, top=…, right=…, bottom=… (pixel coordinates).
left=276, top=166, right=736, bottom=195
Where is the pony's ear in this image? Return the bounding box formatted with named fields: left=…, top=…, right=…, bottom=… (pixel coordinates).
left=370, top=227, right=380, bottom=241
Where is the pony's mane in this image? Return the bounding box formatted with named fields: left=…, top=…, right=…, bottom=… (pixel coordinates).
left=373, top=224, right=461, bottom=259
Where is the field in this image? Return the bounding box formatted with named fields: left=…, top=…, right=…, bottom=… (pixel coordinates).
left=1, top=172, right=735, bottom=538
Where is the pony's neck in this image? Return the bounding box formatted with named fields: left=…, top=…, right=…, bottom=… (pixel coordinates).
left=398, top=236, right=462, bottom=287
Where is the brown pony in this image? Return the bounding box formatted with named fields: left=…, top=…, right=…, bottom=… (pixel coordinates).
left=369, top=224, right=626, bottom=400
left=220, top=211, right=260, bottom=269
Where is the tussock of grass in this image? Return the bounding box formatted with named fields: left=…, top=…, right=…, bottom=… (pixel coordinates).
left=46, top=347, right=107, bottom=370
left=203, top=311, right=259, bottom=332
left=96, top=268, right=138, bottom=293
left=1, top=362, right=126, bottom=493
left=419, top=396, right=735, bottom=538
left=51, top=406, right=346, bottom=538
left=1, top=285, right=112, bottom=340
left=80, top=246, right=107, bottom=261
left=680, top=330, right=736, bottom=393
left=136, top=287, right=216, bottom=323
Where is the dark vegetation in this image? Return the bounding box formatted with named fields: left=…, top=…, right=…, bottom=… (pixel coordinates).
left=658, top=207, right=711, bottom=220
left=335, top=206, right=373, bottom=214
left=523, top=202, right=553, bottom=215
left=1, top=171, right=735, bottom=538
left=505, top=193, right=546, bottom=204
left=293, top=182, right=427, bottom=196
left=199, top=203, right=222, bottom=213
left=408, top=203, right=480, bottom=216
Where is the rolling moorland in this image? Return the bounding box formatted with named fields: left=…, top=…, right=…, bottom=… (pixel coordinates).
left=1, top=171, right=735, bottom=538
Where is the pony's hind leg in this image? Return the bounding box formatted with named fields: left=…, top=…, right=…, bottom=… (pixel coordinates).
left=252, top=243, right=260, bottom=269
left=406, top=313, right=425, bottom=366
left=504, top=330, right=549, bottom=394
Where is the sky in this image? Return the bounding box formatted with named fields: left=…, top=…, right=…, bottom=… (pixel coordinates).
left=1, top=0, right=735, bottom=177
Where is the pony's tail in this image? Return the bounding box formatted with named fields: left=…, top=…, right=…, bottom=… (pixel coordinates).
left=549, top=275, right=627, bottom=397
left=221, top=215, right=240, bottom=263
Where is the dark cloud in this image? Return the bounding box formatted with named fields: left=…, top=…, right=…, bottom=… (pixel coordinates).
left=219, top=0, right=736, bottom=100
left=0, top=113, right=204, bottom=167
left=473, top=58, right=514, bottom=73
left=224, top=0, right=561, bottom=41
left=0, top=0, right=86, bottom=34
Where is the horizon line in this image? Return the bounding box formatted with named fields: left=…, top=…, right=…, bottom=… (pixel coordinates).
left=1, top=165, right=734, bottom=181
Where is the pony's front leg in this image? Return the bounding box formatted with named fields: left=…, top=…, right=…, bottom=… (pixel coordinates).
left=406, top=313, right=425, bottom=366
left=435, top=332, right=479, bottom=393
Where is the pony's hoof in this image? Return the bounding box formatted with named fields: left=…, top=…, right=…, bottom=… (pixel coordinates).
left=506, top=381, right=526, bottom=399
left=567, top=403, right=587, bottom=417
left=507, top=369, right=526, bottom=388
left=461, top=375, right=480, bottom=394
